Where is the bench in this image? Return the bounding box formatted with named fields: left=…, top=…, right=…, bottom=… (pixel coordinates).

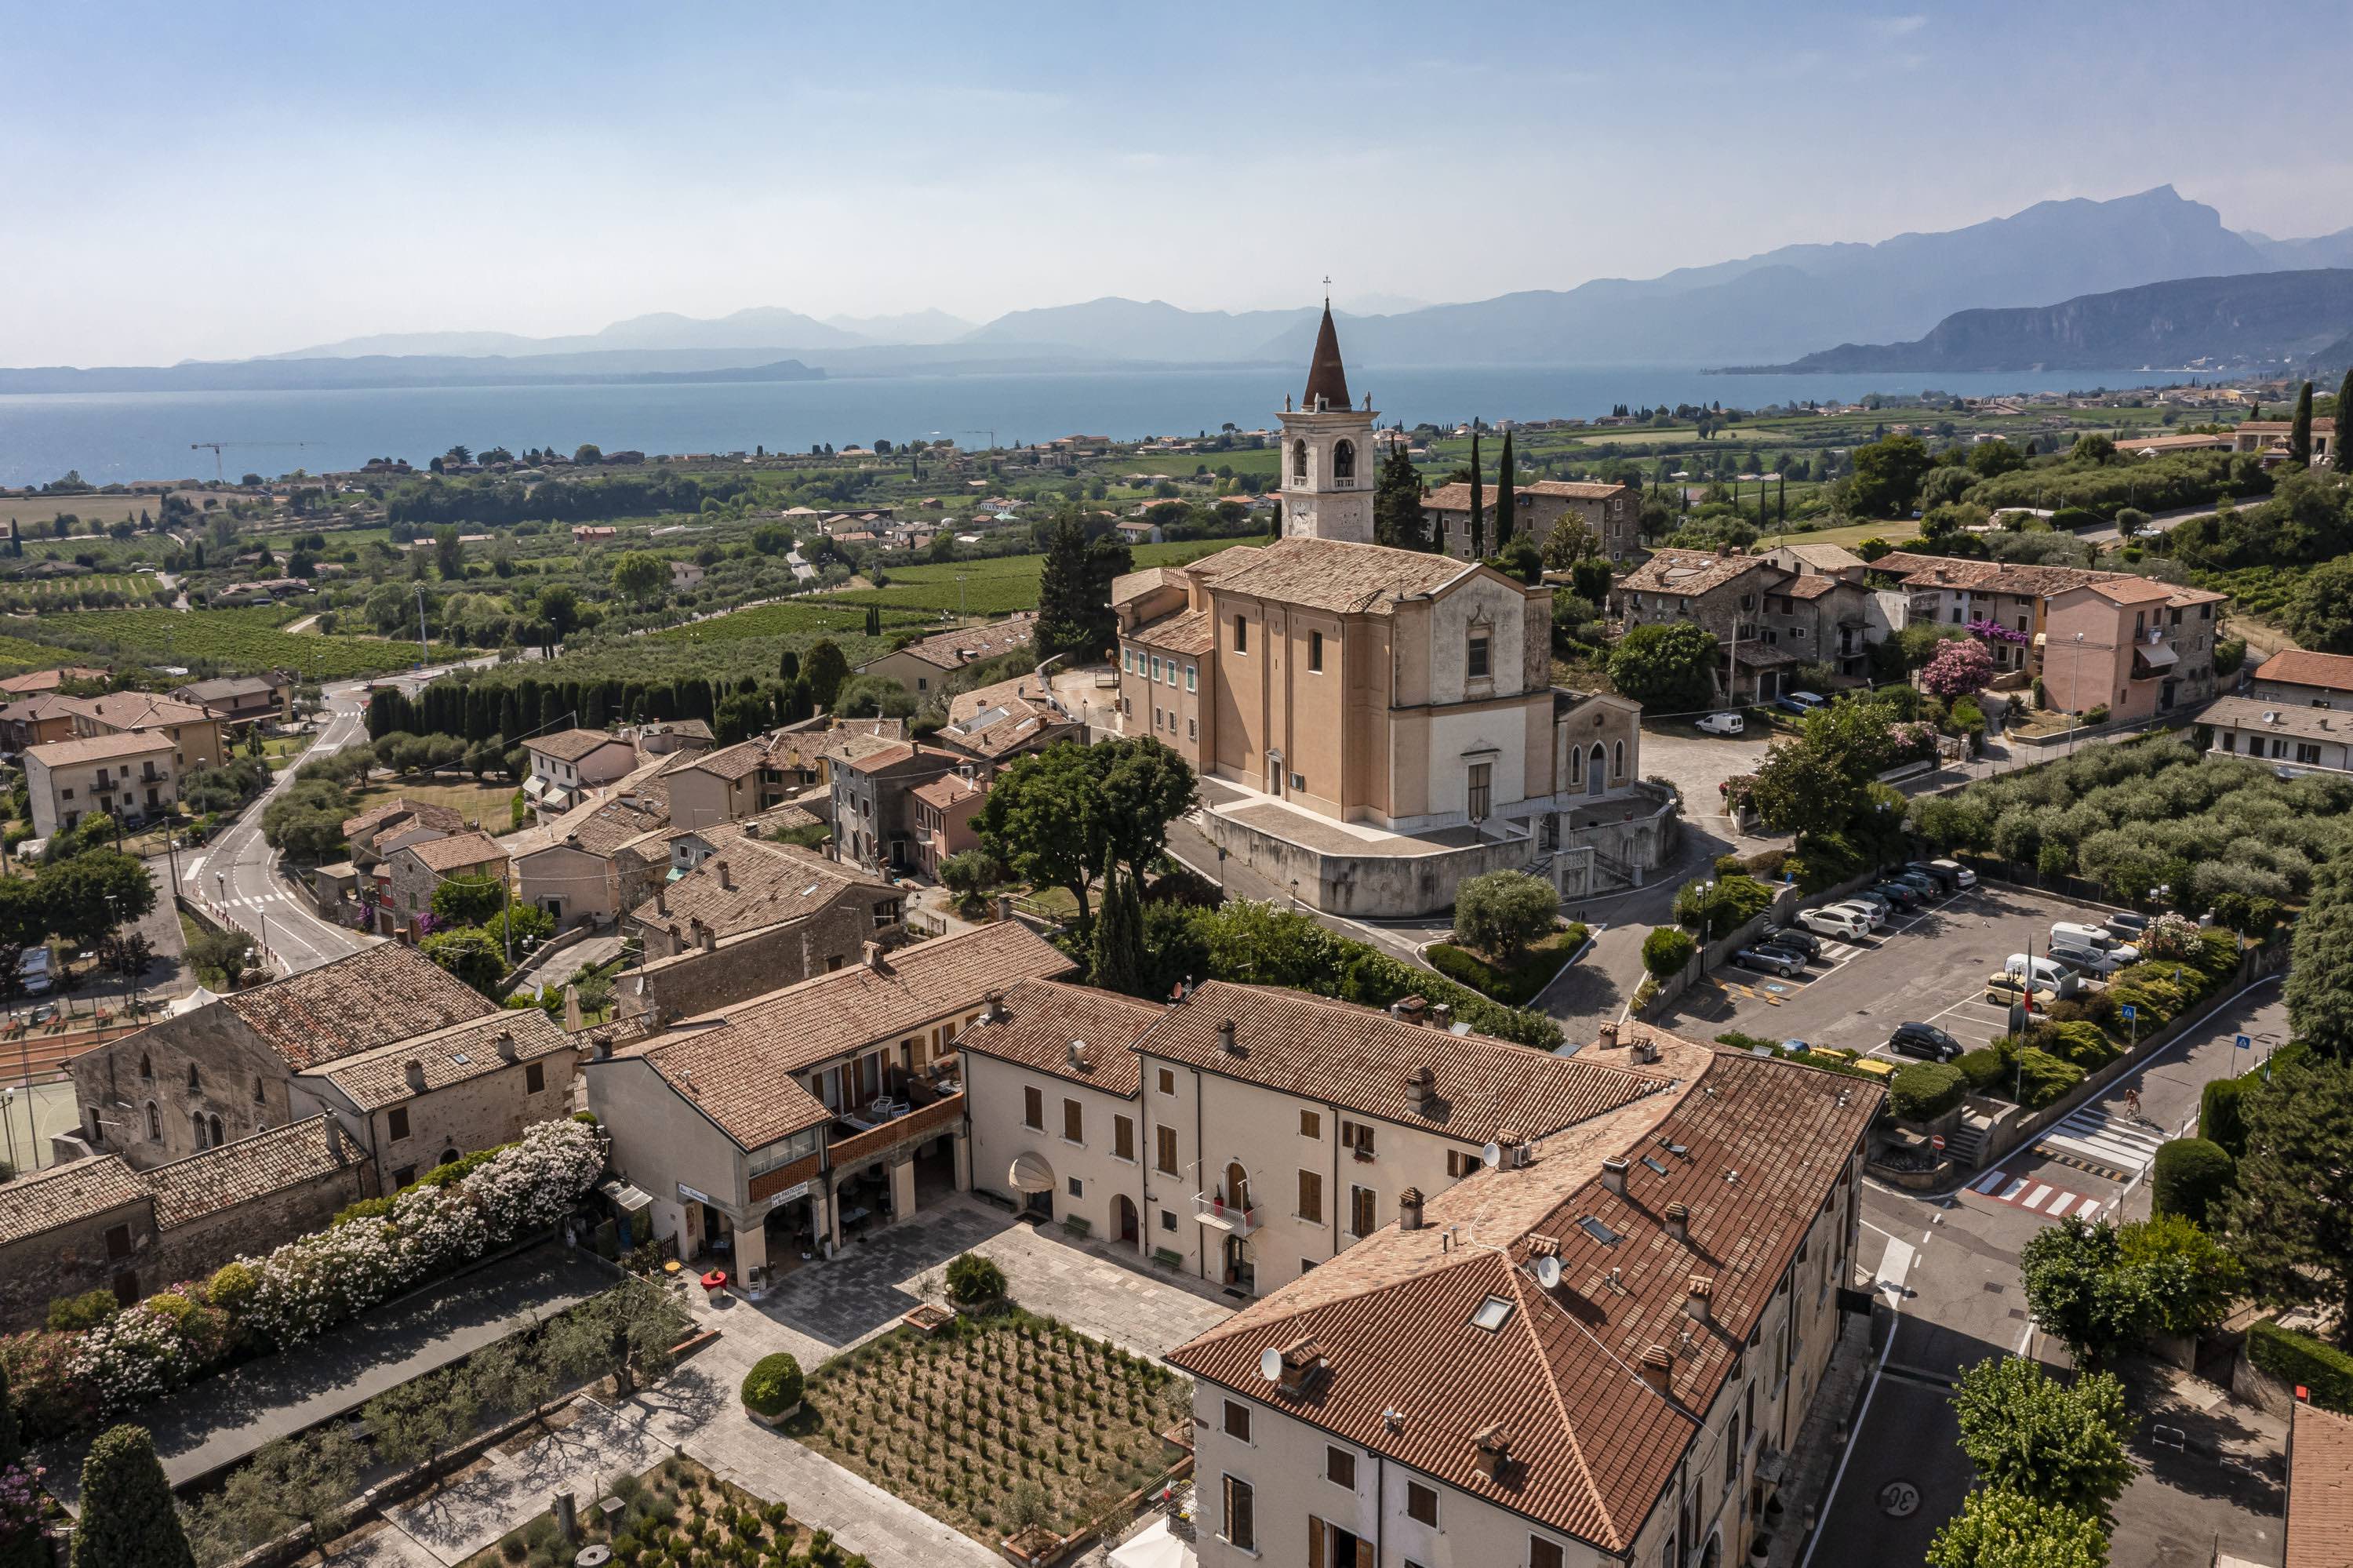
left=1151, top=1247, right=1184, bottom=1272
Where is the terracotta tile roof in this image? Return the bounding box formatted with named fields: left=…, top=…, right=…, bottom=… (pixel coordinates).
left=1613, top=548, right=1783, bottom=598
left=911, top=773, right=990, bottom=813
left=2289, top=1399, right=2353, bottom=1568
left=562, top=797, right=672, bottom=859
left=398, top=830, right=509, bottom=875
left=633, top=922, right=1075, bottom=1149
left=2082, top=576, right=2178, bottom=605
left=176, top=675, right=282, bottom=704
left=1424, top=480, right=1632, bottom=512
left=1128, top=608, right=1214, bottom=656
left=1773, top=542, right=1867, bottom=573
left=1785, top=576, right=1838, bottom=601
left=63, top=692, right=217, bottom=731
left=2199, top=697, right=2353, bottom=744
left=1169, top=1032, right=1881, bottom=1554
left=1523, top=479, right=1634, bottom=500
left=313, top=1010, right=573, bottom=1111
left=0, top=693, right=78, bottom=723
left=343, top=797, right=467, bottom=840
left=1136, top=981, right=1670, bottom=1146
left=682, top=739, right=766, bottom=781
left=0, top=666, right=105, bottom=695
left=2255, top=649, right=2353, bottom=693
left=941, top=678, right=1075, bottom=760
left=528, top=727, right=631, bottom=762
left=957, top=977, right=1160, bottom=1097
left=629, top=839, right=884, bottom=943
left=0, top=1155, right=146, bottom=1246
left=882, top=613, right=1038, bottom=671
left=26, top=730, right=174, bottom=767
left=220, top=941, right=496, bottom=1071
left=2241, top=417, right=2337, bottom=434
left=1206, top=537, right=1476, bottom=616
left=140, top=1115, right=364, bottom=1228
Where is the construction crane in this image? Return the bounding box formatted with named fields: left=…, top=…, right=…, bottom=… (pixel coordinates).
left=190, top=441, right=315, bottom=484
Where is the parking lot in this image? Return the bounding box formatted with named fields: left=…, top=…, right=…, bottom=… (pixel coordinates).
left=1661, top=882, right=2132, bottom=1063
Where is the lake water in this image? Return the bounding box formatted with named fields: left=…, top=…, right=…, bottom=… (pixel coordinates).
left=0, top=364, right=2179, bottom=487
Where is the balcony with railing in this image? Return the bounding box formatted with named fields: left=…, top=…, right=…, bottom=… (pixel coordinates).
left=829, top=1087, right=964, bottom=1171
left=1193, top=1191, right=1261, bottom=1236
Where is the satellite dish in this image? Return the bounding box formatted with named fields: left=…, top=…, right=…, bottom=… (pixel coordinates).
left=1481, top=1141, right=1503, bottom=1170
left=1535, top=1256, right=1562, bottom=1290
left=1258, top=1347, right=1282, bottom=1383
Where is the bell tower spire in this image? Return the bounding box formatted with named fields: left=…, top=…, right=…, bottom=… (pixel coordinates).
left=1278, top=291, right=1377, bottom=544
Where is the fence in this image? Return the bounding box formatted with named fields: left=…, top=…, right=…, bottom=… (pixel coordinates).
left=179, top=892, right=289, bottom=979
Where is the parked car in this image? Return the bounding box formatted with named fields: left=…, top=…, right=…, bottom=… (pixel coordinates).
left=1695, top=712, right=1745, bottom=737
left=1985, top=973, right=2058, bottom=1010
left=1904, top=861, right=1962, bottom=893
left=1929, top=858, right=1979, bottom=890
left=1762, top=926, right=1824, bottom=959
left=2103, top=911, right=2151, bottom=942
left=1841, top=893, right=1894, bottom=926
left=1797, top=905, right=1873, bottom=940
left=2051, top=922, right=2140, bottom=963
left=1888, top=1022, right=1962, bottom=1062
left=1751, top=940, right=1816, bottom=970
left=1890, top=871, right=1944, bottom=899
left=1868, top=881, right=1922, bottom=911
left=1734, top=946, right=1808, bottom=979
left=16, top=948, right=52, bottom=997
left=1774, top=690, right=1829, bottom=716
left=2004, top=954, right=2082, bottom=997
left=2049, top=941, right=2122, bottom=977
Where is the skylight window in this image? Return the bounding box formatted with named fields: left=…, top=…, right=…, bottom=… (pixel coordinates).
left=1578, top=1216, right=1621, bottom=1246
left=1641, top=1155, right=1669, bottom=1176
left=1470, top=1296, right=1515, bottom=1332
left=449, top=1051, right=471, bottom=1065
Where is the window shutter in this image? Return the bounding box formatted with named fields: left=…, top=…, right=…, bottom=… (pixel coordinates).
left=1307, top=1517, right=1324, bottom=1568
left=1354, top=1540, right=1373, bottom=1568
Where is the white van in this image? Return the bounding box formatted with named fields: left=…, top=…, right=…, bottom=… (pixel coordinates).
left=2051, top=922, right=2140, bottom=963
left=2004, top=954, right=2081, bottom=997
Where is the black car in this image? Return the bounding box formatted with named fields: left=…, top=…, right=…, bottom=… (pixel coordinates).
left=1762, top=926, right=1824, bottom=959
left=1888, top=1022, right=1961, bottom=1062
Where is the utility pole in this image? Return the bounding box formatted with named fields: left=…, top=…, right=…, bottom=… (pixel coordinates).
left=415, top=583, right=430, bottom=666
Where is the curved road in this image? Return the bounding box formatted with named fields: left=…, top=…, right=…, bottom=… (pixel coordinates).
left=176, top=658, right=493, bottom=975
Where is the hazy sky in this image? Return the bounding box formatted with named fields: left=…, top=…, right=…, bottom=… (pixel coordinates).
left=8, top=0, right=2353, bottom=366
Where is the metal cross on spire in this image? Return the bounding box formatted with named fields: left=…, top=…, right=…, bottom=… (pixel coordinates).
left=1322, top=275, right=1332, bottom=307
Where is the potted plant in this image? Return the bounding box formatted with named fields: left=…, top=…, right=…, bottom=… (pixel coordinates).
left=740, top=1352, right=804, bottom=1428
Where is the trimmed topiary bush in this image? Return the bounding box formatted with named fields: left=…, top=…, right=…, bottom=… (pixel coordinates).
left=1955, top=1047, right=2008, bottom=1094
left=742, top=1353, right=804, bottom=1421
left=71, top=1425, right=195, bottom=1568
left=2013, top=1046, right=2084, bottom=1110
left=2199, top=1075, right=2248, bottom=1159
left=1889, top=1061, right=1966, bottom=1123
left=1642, top=927, right=1696, bottom=980
left=2151, top=1137, right=2235, bottom=1225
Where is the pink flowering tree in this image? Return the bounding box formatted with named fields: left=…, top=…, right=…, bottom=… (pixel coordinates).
left=1919, top=637, right=1996, bottom=698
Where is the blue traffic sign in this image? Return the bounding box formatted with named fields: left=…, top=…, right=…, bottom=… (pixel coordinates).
left=2121, top=1004, right=2137, bottom=1021
left=2235, top=1034, right=2253, bottom=1051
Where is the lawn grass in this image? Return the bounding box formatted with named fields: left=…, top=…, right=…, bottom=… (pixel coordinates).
left=1424, top=921, right=1591, bottom=1007
left=824, top=536, right=1265, bottom=618
left=787, top=1309, right=1188, bottom=1545
left=347, top=777, right=518, bottom=831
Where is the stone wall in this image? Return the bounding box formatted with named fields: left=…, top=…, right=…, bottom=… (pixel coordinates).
left=1194, top=806, right=1544, bottom=919
left=620, top=900, right=879, bottom=1022
left=71, top=1009, right=293, bottom=1170
left=144, top=1156, right=371, bottom=1301
left=0, top=1194, right=150, bottom=1330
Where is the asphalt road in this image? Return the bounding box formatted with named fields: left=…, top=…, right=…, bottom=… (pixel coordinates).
left=176, top=658, right=493, bottom=976
left=1807, top=980, right=2290, bottom=1568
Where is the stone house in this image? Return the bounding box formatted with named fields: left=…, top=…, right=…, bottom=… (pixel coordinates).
left=1420, top=479, right=1642, bottom=562
left=376, top=830, right=511, bottom=937
left=68, top=942, right=496, bottom=1169
left=522, top=729, right=638, bottom=815
left=342, top=798, right=467, bottom=871
left=830, top=743, right=960, bottom=873
left=293, top=1010, right=576, bottom=1190
left=963, top=978, right=1680, bottom=1300
left=856, top=613, right=1040, bottom=698
left=24, top=731, right=176, bottom=837
left=588, top=922, right=1070, bottom=1287
left=0, top=693, right=79, bottom=753
left=931, top=675, right=1082, bottom=769
left=0, top=1116, right=372, bottom=1329
left=617, top=836, right=901, bottom=1021
left=513, top=794, right=673, bottom=928
left=1172, top=1026, right=1875, bottom=1568
left=1611, top=547, right=1840, bottom=704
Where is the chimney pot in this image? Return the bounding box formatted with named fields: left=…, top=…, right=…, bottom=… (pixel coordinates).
left=1473, top=1424, right=1512, bottom=1480
left=715, top=860, right=731, bottom=890
left=1685, top=1275, right=1715, bottom=1325
left=1218, top=1019, right=1242, bottom=1056
left=402, top=1058, right=426, bottom=1090
left=1664, top=1201, right=1691, bottom=1243
left=1277, top=1335, right=1327, bottom=1398
left=1406, top=1064, right=1436, bottom=1108
left=1601, top=1155, right=1629, bottom=1196
left=1597, top=1020, right=1620, bottom=1050
left=495, top=1028, right=518, bottom=1061
left=863, top=940, right=885, bottom=971
left=1639, top=1344, right=1674, bottom=1396
left=1398, top=1188, right=1424, bottom=1231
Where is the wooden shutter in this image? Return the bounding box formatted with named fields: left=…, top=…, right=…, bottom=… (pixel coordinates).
left=1353, top=1540, right=1373, bottom=1568
left=1307, top=1516, right=1324, bottom=1568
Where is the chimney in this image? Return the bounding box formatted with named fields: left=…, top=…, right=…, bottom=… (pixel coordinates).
left=402, top=1058, right=426, bottom=1091
left=494, top=1028, right=518, bottom=1062
left=995, top=893, right=1013, bottom=923
left=1067, top=1039, right=1089, bottom=1071
left=1664, top=1201, right=1691, bottom=1244
left=1277, top=1336, right=1328, bottom=1399
left=693, top=919, right=715, bottom=954
left=863, top=940, right=886, bottom=971
left=1601, top=1155, right=1629, bottom=1197
left=1685, top=1276, right=1715, bottom=1326
left=1638, top=1344, right=1674, bottom=1397
left=654, top=886, right=667, bottom=916
left=593, top=1034, right=614, bottom=1060
left=1218, top=1019, right=1242, bottom=1056
left=715, top=860, right=731, bottom=891
left=1473, top=1424, right=1512, bottom=1482
left=981, top=991, right=1006, bottom=1024
left=1389, top=995, right=1428, bottom=1027
left=1431, top=1002, right=1453, bottom=1031
left=1597, top=1020, right=1620, bottom=1051
left=1398, top=1188, right=1424, bottom=1232
left=1405, top=1064, right=1436, bottom=1110
left=1633, top=1038, right=1660, bottom=1065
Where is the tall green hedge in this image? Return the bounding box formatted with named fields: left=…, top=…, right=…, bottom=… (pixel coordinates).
left=2199, top=1076, right=2248, bottom=1159
left=2249, top=1319, right=2353, bottom=1413
left=2151, top=1138, right=2235, bottom=1225
left=1890, top=1061, right=1966, bottom=1122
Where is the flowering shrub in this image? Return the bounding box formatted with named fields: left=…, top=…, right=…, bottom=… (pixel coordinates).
left=39, top=1119, right=606, bottom=1427
left=1922, top=637, right=1997, bottom=697
left=1889, top=722, right=1940, bottom=765
left=1963, top=617, right=2030, bottom=646
left=0, top=1461, right=44, bottom=1552
left=0, top=1333, right=96, bottom=1439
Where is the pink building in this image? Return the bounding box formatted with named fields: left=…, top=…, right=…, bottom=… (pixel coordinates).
left=2039, top=577, right=2226, bottom=723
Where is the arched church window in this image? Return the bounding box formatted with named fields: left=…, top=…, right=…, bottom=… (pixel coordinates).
left=1333, top=440, right=1355, bottom=481
left=1292, top=440, right=1307, bottom=482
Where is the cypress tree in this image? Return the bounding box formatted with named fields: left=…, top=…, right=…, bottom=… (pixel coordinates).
left=2290, top=380, right=2315, bottom=466
left=1467, top=432, right=1486, bottom=558
left=1493, top=431, right=1516, bottom=550
left=2335, top=368, right=2353, bottom=475
left=1373, top=442, right=1428, bottom=550
left=1089, top=863, right=1144, bottom=997
left=72, top=1426, right=195, bottom=1568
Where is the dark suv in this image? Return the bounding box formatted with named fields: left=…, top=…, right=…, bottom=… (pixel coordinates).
left=1888, top=1022, right=1961, bottom=1062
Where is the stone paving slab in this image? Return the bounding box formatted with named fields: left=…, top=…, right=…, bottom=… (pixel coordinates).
left=386, top=1402, right=670, bottom=1566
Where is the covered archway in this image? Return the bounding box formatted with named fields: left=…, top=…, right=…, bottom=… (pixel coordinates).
left=1009, top=1151, right=1056, bottom=1221
left=1112, top=1193, right=1140, bottom=1247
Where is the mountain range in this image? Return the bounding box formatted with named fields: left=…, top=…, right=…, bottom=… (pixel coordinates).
left=14, top=186, right=2353, bottom=391
left=1740, top=269, right=2353, bottom=374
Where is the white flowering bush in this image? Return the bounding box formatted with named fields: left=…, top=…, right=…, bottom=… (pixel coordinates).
left=55, top=1119, right=607, bottom=1422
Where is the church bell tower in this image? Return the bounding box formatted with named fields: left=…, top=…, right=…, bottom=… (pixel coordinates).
left=1277, top=297, right=1377, bottom=544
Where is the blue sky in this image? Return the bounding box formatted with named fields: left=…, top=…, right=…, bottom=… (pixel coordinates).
left=5, top=0, right=2351, bottom=365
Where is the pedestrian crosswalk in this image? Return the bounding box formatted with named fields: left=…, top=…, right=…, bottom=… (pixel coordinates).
left=1969, top=1170, right=2108, bottom=1222
left=2033, top=1108, right=2169, bottom=1184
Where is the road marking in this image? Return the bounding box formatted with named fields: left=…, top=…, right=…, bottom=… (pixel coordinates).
left=2020, top=1184, right=2053, bottom=1210
left=1860, top=1218, right=1906, bottom=1242
left=1970, top=1177, right=2105, bottom=1224
left=2036, top=1107, right=2168, bottom=1181
left=1875, top=1239, right=1915, bottom=1304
